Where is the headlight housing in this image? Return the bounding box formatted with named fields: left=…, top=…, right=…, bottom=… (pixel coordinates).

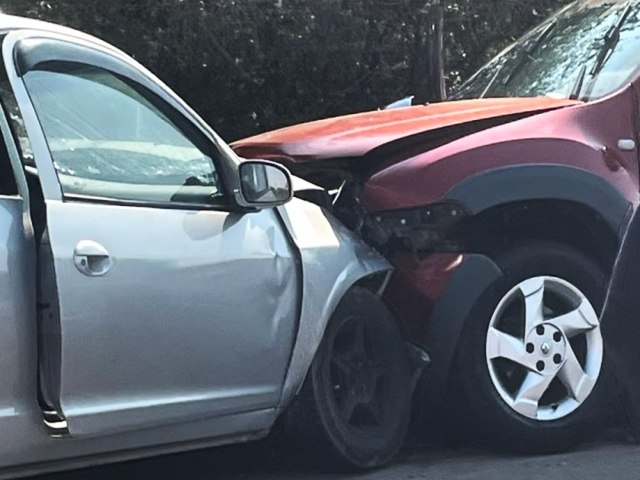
left=363, top=202, right=469, bottom=253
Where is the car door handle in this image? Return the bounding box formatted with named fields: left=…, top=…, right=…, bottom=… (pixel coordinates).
left=73, top=240, right=112, bottom=277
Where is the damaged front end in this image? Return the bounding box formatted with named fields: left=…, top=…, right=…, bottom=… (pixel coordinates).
left=274, top=197, right=394, bottom=409
left=362, top=202, right=470, bottom=255
left=291, top=172, right=470, bottom=258
left=233, top=99, right=583, bottom=282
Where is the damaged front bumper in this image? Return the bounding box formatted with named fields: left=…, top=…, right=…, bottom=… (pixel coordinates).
left=363, top=202, right=470, bottom=254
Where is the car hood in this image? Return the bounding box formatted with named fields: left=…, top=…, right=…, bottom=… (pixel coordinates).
left=232, top=97, right=580, bottom=163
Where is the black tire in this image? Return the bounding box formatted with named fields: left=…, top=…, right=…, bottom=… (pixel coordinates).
left=452, top=241, right=612, bottom=453
left=283, top=287, right=413, bottom=471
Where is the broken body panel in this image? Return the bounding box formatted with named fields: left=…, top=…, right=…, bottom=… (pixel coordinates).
left=233, top=56, right=640, bottom=405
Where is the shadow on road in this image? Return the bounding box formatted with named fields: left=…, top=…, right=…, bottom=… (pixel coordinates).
left=33, top=427, right=633, bottom=479
left=35, top=437, right=365, bottom=480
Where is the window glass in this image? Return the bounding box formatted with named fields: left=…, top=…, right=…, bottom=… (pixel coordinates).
left=23, top=64, right=225, bottom=205
left=452, top=0, right=640, bottom=101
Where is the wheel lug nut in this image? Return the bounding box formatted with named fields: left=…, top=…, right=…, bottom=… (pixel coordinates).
left=553, top=354, right=562, bottom=364
left=553, top=332, right=562, bottom=342
left=526, top=343, right=535, bottom=353
left=536, top=325, right=545, bottom=335
left=536, top=361, right=545, bottom=371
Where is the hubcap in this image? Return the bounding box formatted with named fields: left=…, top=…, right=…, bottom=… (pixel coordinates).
left=485, top=276, right=603, bottom=421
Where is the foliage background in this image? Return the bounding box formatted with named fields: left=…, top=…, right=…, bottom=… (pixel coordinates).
left=0, top=0, right=571, bottom=141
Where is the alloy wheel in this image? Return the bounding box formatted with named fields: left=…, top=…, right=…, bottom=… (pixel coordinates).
left=485, top=276, right=603, bottom=421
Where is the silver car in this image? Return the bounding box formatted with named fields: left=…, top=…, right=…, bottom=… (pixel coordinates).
left=0, top=15, right=418, bottom=478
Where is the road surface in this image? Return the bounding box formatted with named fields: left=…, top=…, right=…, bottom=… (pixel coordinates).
left=36, top=431, right=640, bottom=479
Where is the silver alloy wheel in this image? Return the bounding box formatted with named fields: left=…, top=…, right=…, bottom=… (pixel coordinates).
left=485, top=276, right=603, bottom=421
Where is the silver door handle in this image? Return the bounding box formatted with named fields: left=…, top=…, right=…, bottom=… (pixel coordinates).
left=73, top=240, right=112, bottom=277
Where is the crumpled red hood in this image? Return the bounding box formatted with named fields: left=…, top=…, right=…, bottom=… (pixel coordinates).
left=232, top=97, right=580, bottom=162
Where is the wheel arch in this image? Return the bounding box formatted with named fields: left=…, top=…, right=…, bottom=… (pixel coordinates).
left=461, top=199, right=621, bottom=275
left=421, top=164, right=632, bottom=410
left=275, top=198, right=393, bottom=413
left=446, top=164, right=632, bottom=241
left=279, top=268, right=392, bottom=411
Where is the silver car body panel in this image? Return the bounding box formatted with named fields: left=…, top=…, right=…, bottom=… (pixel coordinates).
left=276, top=199, right=391, bottom=408
left=2, top=408, right=275, bottom=480
left=45, top=202, right=299, bottom=437
left=0, top=197, right=38, bottom=456
left=4, top=29, right=301, bottom=438
left=0, top=17, right=392, bottom=477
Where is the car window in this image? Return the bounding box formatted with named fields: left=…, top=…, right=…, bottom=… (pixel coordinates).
left=22, top=63, right=225, bottom=206
left=453, top=0, right=640, bottom=101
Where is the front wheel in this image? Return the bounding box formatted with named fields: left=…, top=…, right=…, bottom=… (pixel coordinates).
left=453, top=242, right=611, bottom=453
left=283, top=287, right=413, bottom=471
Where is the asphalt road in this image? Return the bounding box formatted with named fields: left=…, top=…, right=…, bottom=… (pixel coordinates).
left=36, top=430, right=640, bottom=480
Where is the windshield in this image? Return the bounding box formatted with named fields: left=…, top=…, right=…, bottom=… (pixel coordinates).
left=453, top=0, right=640, bottom=101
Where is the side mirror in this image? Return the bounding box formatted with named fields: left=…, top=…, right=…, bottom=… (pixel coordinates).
left=236, top=160, right=293, bottom=208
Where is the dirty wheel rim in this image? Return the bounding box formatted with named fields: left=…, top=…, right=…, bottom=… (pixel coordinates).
left=328, top=316, right=391, bottom=430
left=485, top=276, right=603, bottom=421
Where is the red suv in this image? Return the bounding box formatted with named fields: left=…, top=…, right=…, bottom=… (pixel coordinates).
left=233, top=1, right=640, bottom=452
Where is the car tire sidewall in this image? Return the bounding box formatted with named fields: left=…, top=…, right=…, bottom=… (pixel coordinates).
left=454, top=242, right=611, bottom=452
left=307, top=287, right=412, bottom=469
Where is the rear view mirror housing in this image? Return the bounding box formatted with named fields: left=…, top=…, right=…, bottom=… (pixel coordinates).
left=235, top=160, right=293, bottom=209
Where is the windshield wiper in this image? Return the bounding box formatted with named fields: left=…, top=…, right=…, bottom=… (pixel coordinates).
left=503, top=21, right=557, bottom=86
left=590, top=1, right=633, bottom=76
left=569, top=65, right=587, bottom=100
left=479, top=68, right=501, bottom=99
left=479, top=21, right=557, bottom=98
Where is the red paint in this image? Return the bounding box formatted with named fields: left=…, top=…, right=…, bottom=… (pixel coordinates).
left=384, top=253, right=463, bottom=344
left=363, top=88, right=640, bottom=212
left=233, top=98, right=580, bottom=162
left=232, top=86, right=640, bottom=347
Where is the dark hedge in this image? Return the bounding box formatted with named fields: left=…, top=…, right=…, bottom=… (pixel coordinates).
left=0, top=0, right=571, bottom=141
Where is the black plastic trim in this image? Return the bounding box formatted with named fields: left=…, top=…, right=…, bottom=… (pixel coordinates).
left=15, top=38, right=149, bottom=85
left=446, top=164, right=631, bottom=238
left=64, top=193, right=238, bottom=213
left=419, top=254, right=503, bottom=404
